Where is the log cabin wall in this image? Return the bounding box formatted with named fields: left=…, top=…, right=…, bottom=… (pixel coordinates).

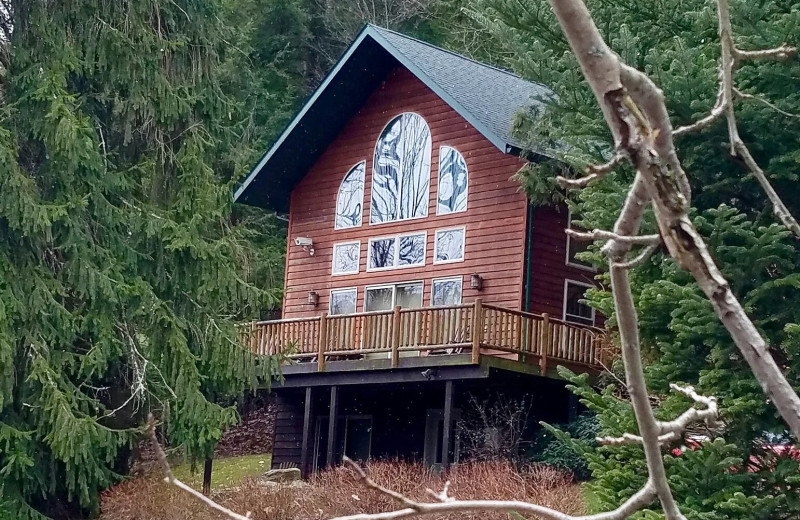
left=283, top=66, right=528, bottom=318
left=525, top=205, right=599, bottom=325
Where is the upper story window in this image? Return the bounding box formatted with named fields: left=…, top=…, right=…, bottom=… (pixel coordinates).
left=564, top=280, right=595, bottom=326
left=332, top=241, right=360, bottom=275
left=437, top=146, right=468, bottom=214
left=367, top=232, right=426, bottom=271
left=335, top=161, right=366, bottom=229
left=434, top=227, right=465, bottom=264
left=370, top=113, right=432, bottom=224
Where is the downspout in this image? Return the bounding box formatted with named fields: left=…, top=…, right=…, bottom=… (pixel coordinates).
left=524, top=202, right=535, bottom=312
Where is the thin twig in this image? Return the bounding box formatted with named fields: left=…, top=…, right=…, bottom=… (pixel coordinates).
left=146, top=415, right=252, bottom=520
left=733, top=88, right=800, bottom=119
left=566, top=228, right=660, bottom=246
left=613, top=244, right=659, bottom=270
left=557, top=152, right=627, bottom=188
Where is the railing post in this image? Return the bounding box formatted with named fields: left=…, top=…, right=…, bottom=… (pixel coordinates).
left=250, top=320, right=257, bottom=354
left=317, top=313, right=327, bottom=372
left=471, top=298, right=483, bottom=364
left=391, top=306, right=401, bottom=368
left=540, top=313, right=550, bottom=376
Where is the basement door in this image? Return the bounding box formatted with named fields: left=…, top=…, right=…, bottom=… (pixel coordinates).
left=313, top=415, right=373, bottom=471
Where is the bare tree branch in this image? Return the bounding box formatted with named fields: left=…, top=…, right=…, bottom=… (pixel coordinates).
left=330, top=456, right=657, bottom=520
left=146, top=414, right=253, bottom=520
left=566, top=228, right=660, bottom=246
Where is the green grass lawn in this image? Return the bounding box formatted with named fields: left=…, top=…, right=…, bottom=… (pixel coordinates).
left=171, top=453, right=272, bottom=491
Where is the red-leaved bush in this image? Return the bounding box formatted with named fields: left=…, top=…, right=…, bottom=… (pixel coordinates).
left=100, top=460, right=584, bottom=520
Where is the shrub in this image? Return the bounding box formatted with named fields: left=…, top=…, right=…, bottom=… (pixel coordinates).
left=530, top=412, right=599, bottom=480
left=100, top=460, right=584, bottom=520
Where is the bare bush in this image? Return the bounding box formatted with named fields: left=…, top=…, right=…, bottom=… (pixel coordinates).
left=457, top=394, right=532, bottom=465
left=100, top=461, right=583, bottom=520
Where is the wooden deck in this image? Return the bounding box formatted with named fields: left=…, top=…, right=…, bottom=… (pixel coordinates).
left=240, top=299, right=610, bottom=375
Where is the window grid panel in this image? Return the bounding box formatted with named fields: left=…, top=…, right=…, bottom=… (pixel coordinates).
left=434, top=227, right=466, bottom=264
left=331, top=241, right=361, bottom=275
left=437, top=146, right=468, bottom=215
left=335, top=161, right=366, bottom=230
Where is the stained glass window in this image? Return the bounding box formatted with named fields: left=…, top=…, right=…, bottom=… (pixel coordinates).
left=437, top=146, right=468, bottom=214
left=331, top=242, right=360, bottom=275
left=370, top=113, right=431, bottom=224
left=335, top=161, right=365, bottom=229
left=434, top=227, right=465, bottom=264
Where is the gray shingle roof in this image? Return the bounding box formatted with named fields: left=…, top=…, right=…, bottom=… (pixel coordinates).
left=371, top=26, right=551, bottom=150
left=234, top=25, right=552, bottom=211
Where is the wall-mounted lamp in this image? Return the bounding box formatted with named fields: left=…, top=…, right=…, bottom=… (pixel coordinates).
left=307, top=291, right=319, bottom=307
left=470, top=273, right=484, bottom=291
left=294, top=236, right=315, bottom=256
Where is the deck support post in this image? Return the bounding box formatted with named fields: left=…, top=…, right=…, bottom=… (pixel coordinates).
left=318, top=313, right=328, bottom=372
left=442, top=380, right=454, bottom=472
left=202, top=457, right=212, bottom=496
left=471, top=298, right=483, bottom=364
left=540, top=313, right=550, bottom=376
left=300, top=387, right=314, bottom=478
left=326, top=385, right=339, bottom=467
left=391, top=306, right=401, bottom=368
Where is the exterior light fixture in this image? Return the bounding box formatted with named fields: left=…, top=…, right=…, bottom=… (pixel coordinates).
left=470, top=274, right=484, bottom=291
left=307, top=291, right=319, bottom=307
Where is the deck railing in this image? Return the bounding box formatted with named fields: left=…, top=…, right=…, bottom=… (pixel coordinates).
left=241, top=299, right=608, bottom=373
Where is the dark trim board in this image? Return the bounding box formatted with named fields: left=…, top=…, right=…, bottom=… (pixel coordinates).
left=275, top=362, right=489, bottom=388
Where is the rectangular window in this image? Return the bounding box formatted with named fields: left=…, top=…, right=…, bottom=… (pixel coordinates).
left=434, top=227, right=465, bottom=264
left=395, top=282, right=423, bottom=309
left=330, top=288, right=357, bottom=315
left=367, top=233, right=426, bottom=271
left=564, top=280, right=595, bottom=326
left=566, top=211, right=594, bottom=270
left=332, top=241, right=360, bottom=275
left=365, top=281, right=424, bottom=311
left=431, top=277, right=462, bottom=306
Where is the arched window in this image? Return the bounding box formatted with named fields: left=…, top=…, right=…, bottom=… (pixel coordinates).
left=437, top=146, right=468, bottom=214
left=370, top=113, right=432, bottom=224
left=335, top=161, right=365, bottom=229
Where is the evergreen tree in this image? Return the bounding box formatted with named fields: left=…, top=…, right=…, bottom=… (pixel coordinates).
left=0, top=1, right=282, bottom=517
left=463, top=0, right=800, bottom=518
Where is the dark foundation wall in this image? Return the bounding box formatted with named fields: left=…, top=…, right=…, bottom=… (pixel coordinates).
left=270, top=369, right=575, bottom=471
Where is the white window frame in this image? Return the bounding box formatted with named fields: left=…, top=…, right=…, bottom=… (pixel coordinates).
left=366, top=231, right=427, bottom=272
left=431, top=276, right=463, bottom=306
left=433, top=226, right=466, bottom=265
left=363, top=280, right=425, bottom=311
left=565, top=210, right=595, bottom=271
left=329, top=287, right=357, bottom=315
left=436, top=145, right=468, bottom=215
left=563, top=279, right=596, bottom=325
left=369, top=112, right=432, bottom=226
left=331, top=240, right=361, bottom=276
left=334, top=161, right=366, bottom=230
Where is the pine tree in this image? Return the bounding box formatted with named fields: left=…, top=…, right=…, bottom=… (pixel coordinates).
left=0, top=1, right=282, bottom=517
left=461, top=0, right=800, bottom=518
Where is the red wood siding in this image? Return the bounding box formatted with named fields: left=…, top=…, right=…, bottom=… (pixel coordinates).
left=282, top=66, right=528, bottom=318
left=526, top=205, right=599, bottom=324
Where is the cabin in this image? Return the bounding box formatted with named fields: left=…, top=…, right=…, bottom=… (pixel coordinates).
left=235, top=25, right=608, bottom=476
